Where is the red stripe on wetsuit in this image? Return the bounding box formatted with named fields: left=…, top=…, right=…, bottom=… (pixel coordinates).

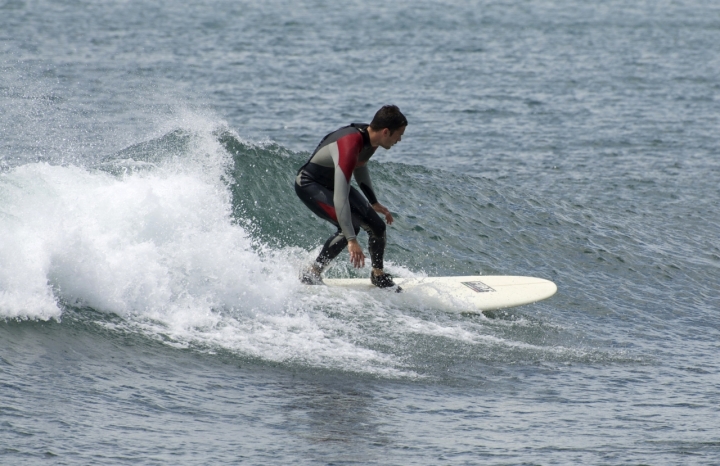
left=336, top=132, right=363, bottom=182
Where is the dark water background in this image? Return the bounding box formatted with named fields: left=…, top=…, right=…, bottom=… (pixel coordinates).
left=2, top=0, right=719, bottom=464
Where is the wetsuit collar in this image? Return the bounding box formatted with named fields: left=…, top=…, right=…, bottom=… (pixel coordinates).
left=350, top=122, right=371, bottom=148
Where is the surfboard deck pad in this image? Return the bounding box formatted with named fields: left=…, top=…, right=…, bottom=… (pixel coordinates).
left=322, top=275, right=557, bottom=312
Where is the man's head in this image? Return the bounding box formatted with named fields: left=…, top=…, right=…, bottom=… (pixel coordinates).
left=369, top=105, right=407, bottom=150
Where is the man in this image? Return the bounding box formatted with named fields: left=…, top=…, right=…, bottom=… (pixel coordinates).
left=295, top=105, right=407, bottom=290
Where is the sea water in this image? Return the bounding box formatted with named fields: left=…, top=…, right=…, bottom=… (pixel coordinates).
left=2, top=0, right=719, bottom=464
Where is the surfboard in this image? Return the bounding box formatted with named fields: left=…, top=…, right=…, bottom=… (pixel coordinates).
left=322, top=275, right=557, bottom=312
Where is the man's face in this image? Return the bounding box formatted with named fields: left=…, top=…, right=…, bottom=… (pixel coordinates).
left=380, top=126, right=405, bottom=150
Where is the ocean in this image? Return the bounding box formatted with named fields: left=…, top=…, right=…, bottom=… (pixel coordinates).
left=2, top=0, right=719, bottom=464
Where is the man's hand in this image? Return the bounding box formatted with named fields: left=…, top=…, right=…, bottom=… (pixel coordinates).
left=347, top=239, right=365, bottom=268
left=372, top=202, right=394, bottom=225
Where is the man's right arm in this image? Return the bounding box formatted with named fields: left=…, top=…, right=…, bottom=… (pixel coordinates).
left=330, top=133, right=363, bottom=241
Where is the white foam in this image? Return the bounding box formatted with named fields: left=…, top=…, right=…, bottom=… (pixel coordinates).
left=0, top=119, right=420, bottom=376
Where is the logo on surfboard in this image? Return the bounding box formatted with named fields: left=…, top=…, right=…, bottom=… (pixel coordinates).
left=461, top=281, right=496, bottom=293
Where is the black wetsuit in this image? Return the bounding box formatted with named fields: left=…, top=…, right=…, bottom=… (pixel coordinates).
left=295, top=123, right=386, bottom=270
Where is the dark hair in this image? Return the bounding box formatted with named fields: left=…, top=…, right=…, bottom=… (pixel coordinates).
left=369, top=105, right=408, bottom=133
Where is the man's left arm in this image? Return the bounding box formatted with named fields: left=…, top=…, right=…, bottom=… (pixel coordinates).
left=354, top=164, right=394, bottom=225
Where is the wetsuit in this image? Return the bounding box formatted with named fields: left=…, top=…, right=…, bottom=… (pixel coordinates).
left=295, top=123, right=386, bottom=270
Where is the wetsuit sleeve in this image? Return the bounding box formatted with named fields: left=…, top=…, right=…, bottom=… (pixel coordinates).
left=353, top=165, right=378, bottom=205
left=330, top=133, right=363, bottom=241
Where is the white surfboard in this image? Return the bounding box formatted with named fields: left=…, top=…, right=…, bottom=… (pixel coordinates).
left=322, top=276, right=557, bottom=312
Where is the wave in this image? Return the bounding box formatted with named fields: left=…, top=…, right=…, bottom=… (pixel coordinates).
left=0, top=114, right=639, bottom=377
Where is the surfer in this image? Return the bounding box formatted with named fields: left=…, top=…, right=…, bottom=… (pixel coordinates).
left=295, top=105, right=407, bottom=289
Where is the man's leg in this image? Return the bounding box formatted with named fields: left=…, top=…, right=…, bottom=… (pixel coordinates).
left=295, top=180, right=356, bottom=280
left=346, top=189, right=398, bottom=290
left=315, top=230, right=348, bottom=268
left=314, top=191, right=386, bottom=269
left=348, top=189, right=386, bottom=271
